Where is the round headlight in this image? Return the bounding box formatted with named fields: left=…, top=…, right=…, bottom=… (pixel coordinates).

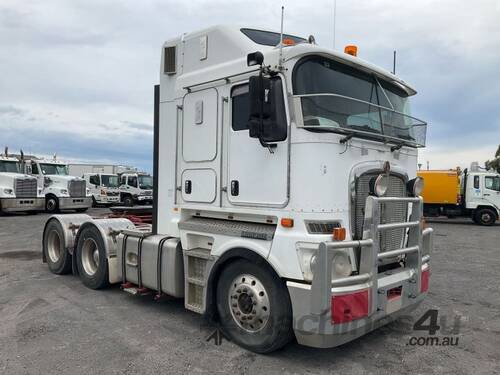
left=331, top=251, right=352, bottom=279
left=3, top=188, right=14, bottom=195
left=369, top=174, right=389, bottom=197
left=407, top=177, right=424, bottom=196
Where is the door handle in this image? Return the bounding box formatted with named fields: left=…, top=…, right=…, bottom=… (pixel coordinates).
left=231, top=180, right=239, bottom=196
left=484, top=193, right=490, bottom=196
left=184, top=180, right=192, bottom=194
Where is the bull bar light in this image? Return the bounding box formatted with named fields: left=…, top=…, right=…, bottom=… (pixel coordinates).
left=369, top=174, right=388, bottom=197
left=407, top=177, right=424, bottom=197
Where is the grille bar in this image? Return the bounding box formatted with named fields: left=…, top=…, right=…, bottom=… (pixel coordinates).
left=14, top=178, right=37, bottom=198
left=353, top=173, right=408, bottom=253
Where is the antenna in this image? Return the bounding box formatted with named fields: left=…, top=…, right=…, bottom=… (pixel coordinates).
left=333, top=0, right=337, bottom=49
left=278, top=6, right=284, bottom=69
left=392, top=50, right=397, bottom=74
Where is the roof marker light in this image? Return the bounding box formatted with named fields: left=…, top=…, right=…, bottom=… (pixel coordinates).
left=344, top=45, right=358, bottom=56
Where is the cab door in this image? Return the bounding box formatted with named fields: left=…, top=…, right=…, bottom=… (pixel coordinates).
left=225, top=77, right=289, bottom=207
left=483, top=175, right=500, bottom=208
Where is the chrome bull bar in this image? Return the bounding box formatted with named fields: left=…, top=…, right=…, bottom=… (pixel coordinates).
left=311, top=196, right=433, bottom=316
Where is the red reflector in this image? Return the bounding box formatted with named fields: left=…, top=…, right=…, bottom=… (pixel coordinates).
left=421, top=269, right=430, bottom=293
left=331, top=290, right=369, bottom=324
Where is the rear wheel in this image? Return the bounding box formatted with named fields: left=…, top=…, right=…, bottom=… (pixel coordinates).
left=45, top=196, right=59, bottom=213
left=43, top=220, right=72, bottom=274
left=216, top=259, right=293, bottom=353
left=475, top=208, right=496, bottom=226
left=75, top=225, right=109, bottom=289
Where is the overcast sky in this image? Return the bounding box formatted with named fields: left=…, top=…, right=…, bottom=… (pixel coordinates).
left=1, top=0, right=499, bottom=172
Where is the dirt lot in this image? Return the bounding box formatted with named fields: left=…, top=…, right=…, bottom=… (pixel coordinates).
left=0, top=209, right=499, bottom=374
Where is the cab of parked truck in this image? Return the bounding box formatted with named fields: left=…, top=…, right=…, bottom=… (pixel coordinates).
left=82, top=172, right=121, bottom=206
left=118, top=172, right=153, bottom=206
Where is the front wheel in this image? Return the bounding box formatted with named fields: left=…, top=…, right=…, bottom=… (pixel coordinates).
left=475, top=208, right=497, bottom=226
left=45, top=196, right=59, bottom=213
left=122, top=195, right=134, bottom=207
left=216, top=259, right=293, bottom=353
left=75, top=225, right=109, bottom=289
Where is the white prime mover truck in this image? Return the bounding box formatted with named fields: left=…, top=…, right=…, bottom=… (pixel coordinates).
left=0, top=152, right=44, bottom=213
left=41, top=25, right=433, bottom=353
left=24, top=158, right=92, bottom=213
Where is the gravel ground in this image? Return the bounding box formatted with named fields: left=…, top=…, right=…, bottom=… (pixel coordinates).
left=0, top=209, right=499, bottom=374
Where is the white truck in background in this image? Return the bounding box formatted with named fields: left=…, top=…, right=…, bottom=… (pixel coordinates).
left=119, top=171, right=153, bottom=206
left=24, top=158, right=92, bottom=213
left=41, top=25, right=433, bottom=353
left=0, top=150, right=44, bottom=214
left=82, top=173, right=121, bottom=207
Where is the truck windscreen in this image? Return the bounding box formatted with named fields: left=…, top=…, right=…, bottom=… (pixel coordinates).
left=138, top=175, right=153, bottom=189
left=40, top=163, right=68, bottom=175
left=101, top=175, right=119, bottom=187
left=293, top=56, right=427, bottom=146
left=0, top=161, right=21, bottom=173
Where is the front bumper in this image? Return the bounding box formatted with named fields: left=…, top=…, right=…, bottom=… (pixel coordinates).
left=58, top=197, right=92, bottom=210
left=96, top=195, right=120, bottom=204
left=288, top=196, right=434, bottom=348
left=136, top=195, right=152, bottom=202
left=0, top=197, right=45, bottom=212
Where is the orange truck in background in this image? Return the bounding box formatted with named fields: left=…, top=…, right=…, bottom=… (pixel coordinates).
left=418, top=165, right=500, bottom=226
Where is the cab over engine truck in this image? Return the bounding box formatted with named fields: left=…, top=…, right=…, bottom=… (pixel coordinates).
left=41, top=25, right=433, bottom=353
left=24, top=158, right=92, bottom=213
left=418, top=164, right=500, bottom=225
left=0, top=152, right=44, bottom=214
left=82, top=173, right=121, bottom=207
left=119, top=171, right=153, bottom=206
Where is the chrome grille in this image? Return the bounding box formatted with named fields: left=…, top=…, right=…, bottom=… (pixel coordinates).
left=68, top=180, right=86, bottom=197
left=14, top=178, right=37, bottom=198
left=353, top=173, right=408, bottom=252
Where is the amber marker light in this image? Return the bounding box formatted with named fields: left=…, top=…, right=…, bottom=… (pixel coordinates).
left=280, top=218, right=294, bottom=228
left=344, top=45, right=358, bottom=56
left=333, top=227, right=346, bottom=241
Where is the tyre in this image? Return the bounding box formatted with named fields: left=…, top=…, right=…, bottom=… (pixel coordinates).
left=45, top=196, right=59, bottom=213
left=92, top=196, right=98, bottom=208
left=123, top=195, right=134, bottom=207
left=475, top=208, right=497, bottom=226
left=43, top=219, right=72, bottom=274
left=216, top=259, right=293, bottom=353
left=75, top=225, right=109, bottom=289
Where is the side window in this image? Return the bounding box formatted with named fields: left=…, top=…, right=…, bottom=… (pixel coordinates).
left=473, top=175, right=480, bottom=189
left=89, top=175, right=100, bottom=185
left=128, top=176, right=137, bottom=188
left=230, top=77, right=287, bottom=140
left=485, top=176, right=500, bottom=191
left=121, top=175, right=126, bottom=185
left=31, top=163, right=39, bottom=175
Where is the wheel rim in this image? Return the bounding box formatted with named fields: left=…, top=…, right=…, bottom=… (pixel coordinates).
left=481, top=213, right=492, bottom=223
left=228, top=274, right=270, bottom=333
left=47, top=230, right=62, bottom=263
left=47, top=199, right=56, bottom=211
left=81, top=238, right=100, bottom=276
